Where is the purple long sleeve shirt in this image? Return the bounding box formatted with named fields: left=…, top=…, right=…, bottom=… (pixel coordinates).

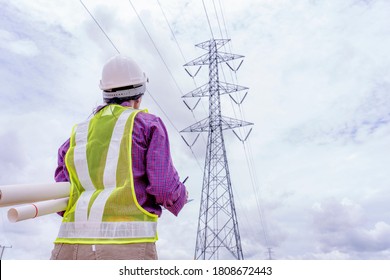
left=55, top=109, right=187, bottom=217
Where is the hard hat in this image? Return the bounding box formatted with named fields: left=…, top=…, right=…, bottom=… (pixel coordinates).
left=99, top=55, right=148, bottom=99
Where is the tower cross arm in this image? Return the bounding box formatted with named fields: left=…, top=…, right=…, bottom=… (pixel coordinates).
left=180, top=117, right=253, bottom=133
left=217, top=52, right=244, bottom=63
left=180, top=118, right=210, bottom=133
left=184, top=52, right=244, bottom=66
left=195, top=39, right=231, bottom=50
left=182, top=82, right=248, bottom=98
left=220, top=116, right=253, bottom=130
left=184, top=54, right=211, bottom=66
left=219, top=82, right=248, bottom=94
left=182, top=83, right=209, bottom=98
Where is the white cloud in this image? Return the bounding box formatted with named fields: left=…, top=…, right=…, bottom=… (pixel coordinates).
left=0, top=29, right=39, bottom=57
left=311, top=198, right=390, bottom=258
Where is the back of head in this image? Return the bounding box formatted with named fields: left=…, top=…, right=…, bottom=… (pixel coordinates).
left=100, top=55, right=148, bottom=103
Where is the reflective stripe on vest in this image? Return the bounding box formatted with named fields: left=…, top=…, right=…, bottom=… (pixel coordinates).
left=56, top=105, right=158, bottom=244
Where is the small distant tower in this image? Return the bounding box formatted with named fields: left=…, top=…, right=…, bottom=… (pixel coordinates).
left=0, top=245, right=12, bottom=260
left=181, top=39, right=252, bottom=260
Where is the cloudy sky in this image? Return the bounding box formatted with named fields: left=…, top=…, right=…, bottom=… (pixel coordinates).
left=1, top=0, right=390, bottom=260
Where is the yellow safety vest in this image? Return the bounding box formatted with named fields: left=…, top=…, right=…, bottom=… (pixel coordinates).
left=55, top=104, right=158, bottom=244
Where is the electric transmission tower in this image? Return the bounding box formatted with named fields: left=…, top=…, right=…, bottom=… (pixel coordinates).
left=181, top=39, right=253, bottom=260
left=0, top=245, right=12, bottom=260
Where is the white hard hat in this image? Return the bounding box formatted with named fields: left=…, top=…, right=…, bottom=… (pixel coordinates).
left=99, top=55, right=148, bottom=99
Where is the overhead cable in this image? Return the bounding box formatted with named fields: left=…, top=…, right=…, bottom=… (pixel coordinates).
left=79, top=0, right=203, bottom=172
left=202, top=0, right=215, bottom=39
left=156, top=0, right=187, bottom=62
left=207, top=0, right=272, bottom=252
left=128, top=0, right=184, bottom=96
left=79, top=0, right=120, bottom=54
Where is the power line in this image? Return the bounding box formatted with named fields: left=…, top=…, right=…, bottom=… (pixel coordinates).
left=212, top=0, right=224, bottom=39
left=146, top=89, right=204, bottom=171
left=78, top=0, right=204, bottom=173
left=201, top=0, right=272, bottom=256
left=128, top=0, right=184, bottom=96
left=183, top=39, right=249, bottom=260
left=146, top=90, right=178, bottom=132
left=79, top=1, right=178, bottom=132
left=218, top=0, right=229, bottom=39
left=243, top=140, right=270, bottom=247
left=202, top=0, right=215, bottom=39
left=79, top=0, right=120, bottom=54
left=127, top=1, right=208, bottom=166
left=155, top=0, right=209, bottom=146
left=79, top=4, right=265, bottom=245
left=208, top=0, right=241, bottom=124
left=213, top=0, right=238, bottom=86
left=216, top=0, right=239, bottom=83
left=156, top=0, right=187, bottom=62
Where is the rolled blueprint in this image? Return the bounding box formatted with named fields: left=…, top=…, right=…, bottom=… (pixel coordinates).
left=0, top=182, right=70, bottom=207
left=7, top=197, right=69, bottom=223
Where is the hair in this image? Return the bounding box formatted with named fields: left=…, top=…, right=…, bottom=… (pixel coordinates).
left=93, top=93, right=143, bottom=116
left=104, top=93, right=143, bottom=105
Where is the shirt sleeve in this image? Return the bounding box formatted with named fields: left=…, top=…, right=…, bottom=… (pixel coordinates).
left=54, top=138, right=70, bottom=217
left=145, top=116, right=187, bottom=216
left=54, top=138, right=70, bottom=183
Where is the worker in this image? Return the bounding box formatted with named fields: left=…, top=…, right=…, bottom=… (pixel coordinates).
left=50, top=55, right=188, bottom=260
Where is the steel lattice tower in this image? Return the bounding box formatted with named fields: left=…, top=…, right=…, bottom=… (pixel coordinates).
left=181, top=39, right=253, bottom=260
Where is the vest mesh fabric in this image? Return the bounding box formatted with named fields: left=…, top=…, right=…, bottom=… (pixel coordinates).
left=55, top=105, right=158, bottom=244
